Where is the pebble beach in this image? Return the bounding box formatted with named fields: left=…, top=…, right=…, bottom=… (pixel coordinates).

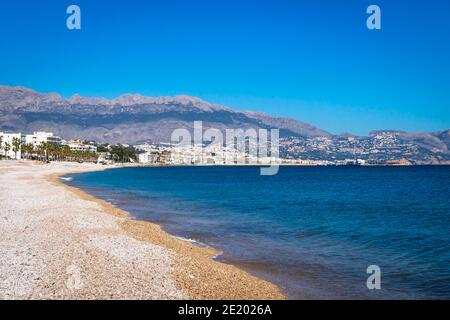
left=0, top=161, right=285, bottom=300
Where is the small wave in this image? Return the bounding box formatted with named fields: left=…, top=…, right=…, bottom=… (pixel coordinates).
left=173, top=236, right=222, bottom=258
left=212, top=250, right=224, bottom=260
left=173, top=236, right=211, bottom=249
left=60, top=177, right=73, bottom=182
left=174, top=236, right=198, bottom=244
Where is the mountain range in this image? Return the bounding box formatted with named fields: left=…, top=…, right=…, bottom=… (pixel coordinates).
left=0, top=86, right=330, bottom=144
left=0, top=85, right=449, bottom=163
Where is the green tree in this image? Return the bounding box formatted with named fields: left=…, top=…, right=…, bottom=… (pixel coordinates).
left=96, top=144, right=110, bottom=153
left=22, top=143, right=34, bottom=160
left=36, top=143, right=47, bottom=162
left=12, top=137, right=22, bottom=160
left=61, top=145, right=71, bottom=161
left=4, top=142, right=11, bottom=159
left=110, top=144, right=137, bottom=163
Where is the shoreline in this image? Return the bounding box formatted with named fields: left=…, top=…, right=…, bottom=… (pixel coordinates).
left=133, top=163, right=450, bottom=168
left=48, top=163, right=286, bottom=300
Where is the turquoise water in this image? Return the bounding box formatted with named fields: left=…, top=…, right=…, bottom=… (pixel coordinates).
left=65, top=166, right=450, bottom=299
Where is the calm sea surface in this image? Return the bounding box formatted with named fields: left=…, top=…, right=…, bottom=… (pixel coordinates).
left=65, top=166, right=450, bottom=299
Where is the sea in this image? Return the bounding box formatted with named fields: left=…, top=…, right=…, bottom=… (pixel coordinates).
left=64, top=166, right=450, bottom=299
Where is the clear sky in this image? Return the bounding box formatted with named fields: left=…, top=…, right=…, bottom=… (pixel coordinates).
left=0, top=0, right=449, bottom=135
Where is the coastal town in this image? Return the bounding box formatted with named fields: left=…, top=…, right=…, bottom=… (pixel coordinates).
left=279, top=131, right=450, bottom=166
left=1, top=130, right=449, bottom=166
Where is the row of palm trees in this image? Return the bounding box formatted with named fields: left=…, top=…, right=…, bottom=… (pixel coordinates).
left=0, top=137, right=19, bottom=157
left=0, top=137, right=98, bottom=163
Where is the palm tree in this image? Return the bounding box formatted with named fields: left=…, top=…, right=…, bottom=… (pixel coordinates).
left=61, top=145, right=71, bottom=161
left=22, top=143, right=34, bottom=160
left=12, top=137, right=22, bottom=160
left=36, top=143, right=46, bottom=162
left=28, top=143, right=35, bottom=160
left=41, top=142, right=50, bottom=162
left=4, top=142, right=11, bottom=159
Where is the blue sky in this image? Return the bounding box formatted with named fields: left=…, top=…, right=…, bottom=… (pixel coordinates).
left=0, top=0, right=449, bottom=135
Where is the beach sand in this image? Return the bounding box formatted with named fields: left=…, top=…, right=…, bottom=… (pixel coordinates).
left=0, top=160, right=285, bottom=300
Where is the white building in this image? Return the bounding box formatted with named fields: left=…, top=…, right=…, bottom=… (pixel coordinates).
left=0, top=132, right=26, bottom=159
left=64, top=141, right=97, bottom=153
left=25, top=132, right=62, bottom=148
left=97, top=152, right=112, bottom=164
left=138, top=152, right=160, bottom=164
